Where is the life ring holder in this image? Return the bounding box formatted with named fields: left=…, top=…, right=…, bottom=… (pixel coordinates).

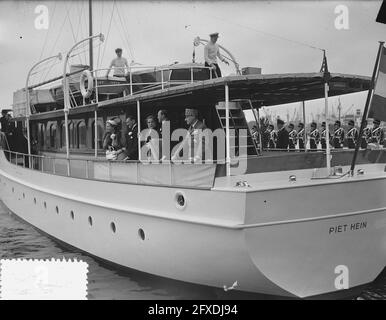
left=80, top=70, right=94, bottom=98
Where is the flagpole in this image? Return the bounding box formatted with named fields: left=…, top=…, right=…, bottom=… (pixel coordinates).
left=350, top=41, right=384, bottom=175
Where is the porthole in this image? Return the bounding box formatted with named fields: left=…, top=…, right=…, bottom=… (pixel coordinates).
left=175, top=191, right=187, bottom=210
left=44, top=201, right=47, bottom=209
left=70, top=211, right=75, bottom=220
left=88, top=216, right=93, bottom=226
left=110, top=222, right=116, bottom=233
left=138, top=228, right=145, bottom=241
left=55, top=206, right=59, bottom=214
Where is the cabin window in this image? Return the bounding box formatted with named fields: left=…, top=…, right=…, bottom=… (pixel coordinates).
left=48, top=122, right=57, bottom=148
left=76, top=120, right=87, bottom=149
left=38, top=123, right=45, bottom=148
left=69, top=122, right=75, bottom=149
left=170, top=68, right=210, bottom=82
left=60, top=121, right=75, bottom=149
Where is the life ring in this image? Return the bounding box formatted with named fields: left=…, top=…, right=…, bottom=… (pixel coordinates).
left=80, top=70, right=94, bottom=98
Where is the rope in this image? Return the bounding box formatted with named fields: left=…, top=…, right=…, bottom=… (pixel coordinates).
left=203, top=13, right=324, bottom=52
left=101, top=0, right=116, bottom=67
left=116, top=1, right=135, bottom=61
left=38, top=1, right=57, bottom=61
left=96, top=0, right=105, bottom=69
left=113, top=12, right=133, bottom=61
left=64, top=2, right=83, bottom=65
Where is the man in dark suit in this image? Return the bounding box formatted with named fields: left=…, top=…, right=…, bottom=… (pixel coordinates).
left=157, top=109, right=169, bottom=138
left=123, top=115, right=138, bottom=160
left=0, top=109, right=10, bottom=133
left=276, top=119, right=289, bottom=150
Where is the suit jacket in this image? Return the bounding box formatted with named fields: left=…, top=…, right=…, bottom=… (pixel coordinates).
left=276, top=127, right=289, bottom=149
left=124, top=124, right=138, bottom=160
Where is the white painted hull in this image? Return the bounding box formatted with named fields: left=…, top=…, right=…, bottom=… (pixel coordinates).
left=1, top=151, right=385, bottom=298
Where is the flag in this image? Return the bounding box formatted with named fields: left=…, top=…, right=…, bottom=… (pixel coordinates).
left=376, top=1, right=386, bottom=24
left=369, top=46, right=386, bottom=121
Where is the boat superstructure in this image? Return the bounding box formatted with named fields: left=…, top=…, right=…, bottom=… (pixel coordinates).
left=1, top=1, right=386, bottom=299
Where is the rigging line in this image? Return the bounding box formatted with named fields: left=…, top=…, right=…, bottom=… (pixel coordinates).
left=113, top=12, right=133, bottom=61
left=38, top=2, right=69, bottom=85
left=202, top=12, right=324, bottom=52
left=64, top=2, right=83, bottom=66
left=101, top=0, right=116, bottom=67
left=74, top=1, right=85, bottom=41
left=116, top=1, right=135, bottom=61
left=38, top=1, right=58, bottom=61
left=96, top=0, right=105, bottom=69
left=80, top=1, right=88, bottom=65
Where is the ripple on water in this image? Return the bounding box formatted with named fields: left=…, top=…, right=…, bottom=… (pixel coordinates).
left=1, top=201, right=385, bottom=300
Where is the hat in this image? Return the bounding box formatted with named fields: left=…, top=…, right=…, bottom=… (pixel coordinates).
left=348, top=120, right=355, bottom=126
left=373, top=119, right=381, bottom=125
left=335, top=120, right=341, bottom=126
left=277, top=119, right=284, bottom=125
left=209, top=32, right=219, bottom=37
left=298, top=122, right=304, bottom=127
left=311, top=122, right=317, bottom=127
left=268, top=124, right=274, bottom=129
left=321, top=122, right=326, bottom=126
left=106, top=119, right=119, bottom=126
left=288, top=123, right=294, bottom=128
left=185, top=108, right=198, bottom=117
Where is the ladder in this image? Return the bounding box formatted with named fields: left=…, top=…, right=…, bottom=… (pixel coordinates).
left=215, top=100, right=259, bottom=157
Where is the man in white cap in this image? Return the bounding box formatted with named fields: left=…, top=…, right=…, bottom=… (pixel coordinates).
left=204, top=32, right=229, bottom=78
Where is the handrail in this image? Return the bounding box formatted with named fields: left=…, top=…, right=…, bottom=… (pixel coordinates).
left=1, top=149, right=218, bottom=189
left=79, top=65, right=215, bottom=105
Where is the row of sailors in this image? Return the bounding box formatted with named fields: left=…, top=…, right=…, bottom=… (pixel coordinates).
left=253, top=119, right=384, bottom=150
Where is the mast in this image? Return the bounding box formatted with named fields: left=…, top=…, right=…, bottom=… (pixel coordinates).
left=89, top=0, right=93, bottom=71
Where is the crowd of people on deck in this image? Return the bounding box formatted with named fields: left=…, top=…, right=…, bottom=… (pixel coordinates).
left=102, top=108, right=207, bottom=162
left=0, top=109, right=30, bottom=153
left=252, top=118, right=385, bottom=151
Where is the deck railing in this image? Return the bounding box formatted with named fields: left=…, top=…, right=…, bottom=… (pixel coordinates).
left=2, top=149, right=218, bottom=189
left=72, top=65, right=214, bottom=107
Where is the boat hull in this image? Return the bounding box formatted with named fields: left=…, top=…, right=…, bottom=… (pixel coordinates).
left=0, top=151, right=385, bottom=298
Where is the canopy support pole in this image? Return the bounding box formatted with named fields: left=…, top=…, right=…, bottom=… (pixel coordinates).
left=350, top=41, right=384, bottom=175
left=94, top=110, right=98, bottom=158
left=256, top=106, right=263, bottom=155
left=324, top=82, right=331, bottom=174
left=302, top=101, right=307, bottom=152
left=137, top=100, right=141, bottom=162
left=225, top=84, right=231, bottom=176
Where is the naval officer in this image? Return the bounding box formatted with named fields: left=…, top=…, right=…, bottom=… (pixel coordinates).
left=346, top=120, right=359, bottom=149
left=297, top=122, right=305, bottom=151
left=309, top=122, right=320, bottom=151
left=371, top=119, right=384, bottom=146
left=332, top=120, right=344, bottom=149
left=361, top=120, right=372, bottom=149
left=288, top=123, right=297, bottom=150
